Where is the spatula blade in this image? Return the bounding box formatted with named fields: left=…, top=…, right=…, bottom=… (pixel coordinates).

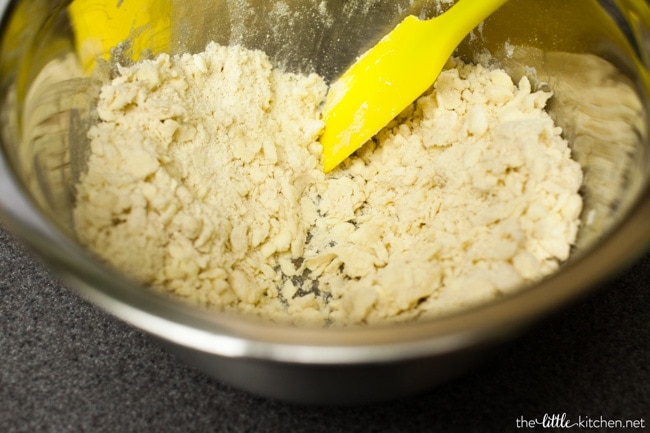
left=320, top=15, right=450, bottom=173
left=320, top=0, right=510, bottom=173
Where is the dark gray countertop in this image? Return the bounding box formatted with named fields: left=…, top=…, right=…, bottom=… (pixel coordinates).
left=1, top=222, right=648, bottom=433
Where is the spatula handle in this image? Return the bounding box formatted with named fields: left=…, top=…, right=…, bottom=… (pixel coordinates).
left=433, top=0, right=510, bottom=47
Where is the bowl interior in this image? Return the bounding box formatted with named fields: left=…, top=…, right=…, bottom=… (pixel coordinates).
left=0, top=0, right=649, bottom=343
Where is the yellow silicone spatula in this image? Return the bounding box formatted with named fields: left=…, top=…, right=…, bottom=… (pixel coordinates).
left=320, top=0, right=510, bottom=173
left=68, top=0, right=172, bottom=74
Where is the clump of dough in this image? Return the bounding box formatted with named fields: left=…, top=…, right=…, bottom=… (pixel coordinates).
left=74, top=43, right=583, bottom=326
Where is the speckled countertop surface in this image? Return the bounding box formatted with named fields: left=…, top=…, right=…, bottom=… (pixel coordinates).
left=1, top=222, right=648, bottom=433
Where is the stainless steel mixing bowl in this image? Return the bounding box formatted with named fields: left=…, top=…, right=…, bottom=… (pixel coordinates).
left=0, top=0, right=649, bottom=404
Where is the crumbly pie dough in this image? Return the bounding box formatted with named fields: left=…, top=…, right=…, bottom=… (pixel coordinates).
left=73, top=42, right=583, bottom=326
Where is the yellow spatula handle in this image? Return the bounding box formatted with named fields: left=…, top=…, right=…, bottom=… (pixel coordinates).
left=432, top=0, right=510, bottom=46
left=68, top=0, right=172, bottom=73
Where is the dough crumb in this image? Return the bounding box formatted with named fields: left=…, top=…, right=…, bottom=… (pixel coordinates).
left=74, top=43, right=583, bottom=326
